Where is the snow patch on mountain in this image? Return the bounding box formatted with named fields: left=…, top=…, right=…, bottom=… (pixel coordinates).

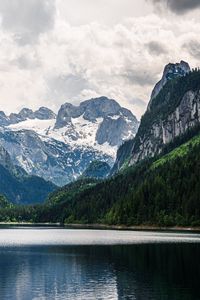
left=7, top=115, right=118, bottom=158
left=1, top=97, right=139, bottom=185
left=8, top=119, right=55, bottom=135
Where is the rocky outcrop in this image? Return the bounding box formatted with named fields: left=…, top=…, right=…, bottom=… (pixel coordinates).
left=0, top=145, right=14, bottom=173
left=0, top=143, right=56, bottom=204
left=148, top=61, right=190, bottom=110
left=110, top=139, right=135, bottom=175
left=55, top=96, right=124, bottom=127
left=96, top=116, right=131, bottom=147
left=34, top=107, right=56, bottom=120
left=54, top=103, right=80, bottom=128
left=0, top=111, right=10, bottom=126
left=80, top=97, right=121, bottom=121
left=0, top=128, right=113, bottom=186
left=0, top=107, right=56, bottom=126
left=55, top=96, right=139, bottom=147
left=82, top=160, right=111, bottom=179
left=0, top=97, right=138, bottom=185
left=130, top=72, right=200, bottom=165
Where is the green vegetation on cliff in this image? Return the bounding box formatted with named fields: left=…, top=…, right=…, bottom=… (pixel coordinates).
left=134, top=69, right=200, bottom=152
left=82, top=161, right=111, bottom=179
left=1, top=130, right=200, bottom=227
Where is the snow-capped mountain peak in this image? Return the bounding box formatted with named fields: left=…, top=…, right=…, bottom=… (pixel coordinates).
left=0, top=97, right=139, bottom=185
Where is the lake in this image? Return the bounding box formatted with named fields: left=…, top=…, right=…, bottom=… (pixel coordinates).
left=0, top=227, right=200, bottom=299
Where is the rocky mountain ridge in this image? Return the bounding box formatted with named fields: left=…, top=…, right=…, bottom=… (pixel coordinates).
left=0, top=145, right=56, bottom=204
left=0, top=97, right=139, bottom=185
left=0, top=107, right=56, bottom=126
left=148, top=60, right=190, bottom=110
left=130, top=62, right=200, bottom=165
left=111, top=61, right=200, bottom=173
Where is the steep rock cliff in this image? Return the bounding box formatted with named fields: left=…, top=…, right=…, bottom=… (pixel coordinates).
left=130, top=68, right=200, bottom=165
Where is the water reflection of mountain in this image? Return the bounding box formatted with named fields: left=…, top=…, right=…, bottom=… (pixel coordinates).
left=0, top=244, right=199, bottom=299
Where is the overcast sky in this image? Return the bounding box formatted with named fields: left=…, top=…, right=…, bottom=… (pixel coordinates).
left=0, top=0, right=200, bottom=119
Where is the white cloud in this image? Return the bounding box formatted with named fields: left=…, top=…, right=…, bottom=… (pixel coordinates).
left=0, top=1, right=199, bottom=119
left=0, top=0, right=56, bottom=44
left=56, top=0, right=152, bottom=26
left=148, top=0, right=200, bottom=15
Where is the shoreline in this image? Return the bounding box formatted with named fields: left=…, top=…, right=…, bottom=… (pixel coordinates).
left=65, top=223, right=200, bottom=232
left=0, top=222, right=200, bottom=232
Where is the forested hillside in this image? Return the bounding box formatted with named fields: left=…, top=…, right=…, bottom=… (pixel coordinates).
left=1, top=127, right=200, bottom=227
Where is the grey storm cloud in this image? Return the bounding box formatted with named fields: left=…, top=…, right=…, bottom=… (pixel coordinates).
left=149, top=0, right=200, bottom=14
left=123, top=69, right=157, bottom=87
left=16, top=55, right=39, bottom=69
left=47, top=74, right=91, bottom=101
left=0, top=0, right=55, bottom=44
left=183, top=40, right=200, bottom=59
left=146, top=41, right=167, bottom=56
left=129, top=98, right=146, bottom=108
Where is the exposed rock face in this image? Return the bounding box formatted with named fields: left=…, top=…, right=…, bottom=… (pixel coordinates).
left=0, top=144, right=14, bottom=172
left=110, top=139, right=135, bottom=175
left=148, top=61, right=190, bottom=110
left=82, top=160, right=111, bottom=179
left=96, top=116, right=129, bottom=147
left=0, top=107, right=56, bottom=126
left=0, top=97, right=139, bottom=185
left=130, top=73, right=200, bottom=165
left=54, top=103, right=79, bottom=128
left=55, top=96, right=124, bottom=126
left=0, top=128, right=113, bottom=186
left=0, top=111, right=10, bottom=126
left=55, top=97, right=139, bottom=147
left=111, top=61, right=193, bottom=174
left=55, top=97, right=125, bottom=128
left=0, top=143, right=56, bottom=204
left=34, top=107, right=56, bottom=120
left=80, top=97, right=121, bottom=121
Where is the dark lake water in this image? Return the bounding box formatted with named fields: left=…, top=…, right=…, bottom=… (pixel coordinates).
left=0, top=228, right=200, bottom=299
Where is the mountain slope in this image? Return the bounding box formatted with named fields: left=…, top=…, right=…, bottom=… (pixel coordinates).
left=0, top=97, right=139, bottom=185
left=3, top=128, right=200, bottom=225
left=1, top=62, right=200, bottom=225
left=110, top=139, right=135, bottom=175
left=111, top=61, right=194, bottom=175
left=0, top=145, right=56, bottom=204
left=44, top=130, right=200, bottom=225
left=148, top=60, right=190, bottom=109
left=0, top=165, right=56, bottom=205
left=130, top=69, right=200, bottom=165
left=82, top=160, right=111, bottom=179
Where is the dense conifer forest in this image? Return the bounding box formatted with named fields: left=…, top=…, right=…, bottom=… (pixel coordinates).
left=0, top=128, right=200, bottom=227
left=0, top=70, right=200, bottom=227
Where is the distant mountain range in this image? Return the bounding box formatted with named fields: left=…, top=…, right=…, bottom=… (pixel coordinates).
left=1, top=60, right=200, bottom=227
left=0, top=97, right=139, bottom=186
left=22, top=60, right=200, bottom=227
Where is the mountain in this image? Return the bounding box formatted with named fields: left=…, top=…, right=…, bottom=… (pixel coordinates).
left=147, top=60, right=190, bottom=110
left=4, top=127, right=200, bottom=226
left=46, top=178, right=98, bottom=207
left=54, top=97, right=138, bottom=147
left=0, top=97, right=139, bottom=186
left=0, top=107, right=56, bottom=126
left=54, top=129, right=199, bottom=226
left=112, top=61, right=199, bottom=173
left=110, top=139, right=134, bottom=175
left=1, top=61, right=200, bottom=227
left=0, top=145, right=56, bottom=204
left=82, top=160, right=111, bottom=179
left=129, top=65, right=200, bottom=165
